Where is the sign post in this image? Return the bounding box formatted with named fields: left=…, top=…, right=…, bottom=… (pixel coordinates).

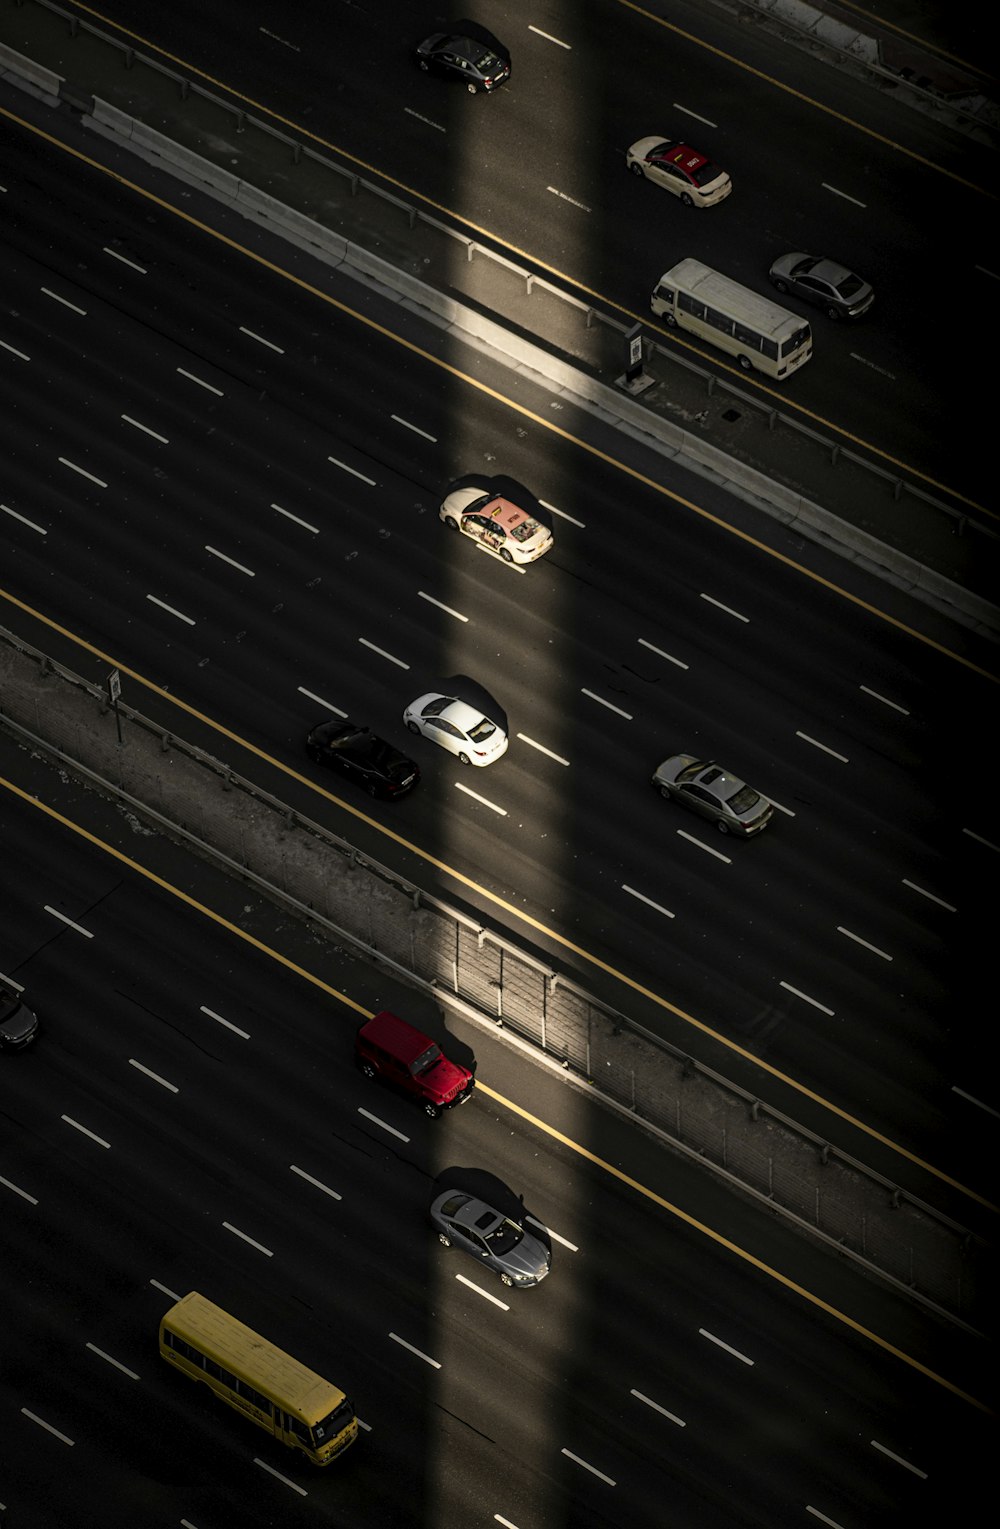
left=615, top=322, right=656, bottom=395
left=107, top=668, right=123, bottom=746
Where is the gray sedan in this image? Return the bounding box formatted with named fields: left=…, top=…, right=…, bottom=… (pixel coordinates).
left=430, top=1191, right=551, bottom=1287
left=768, top=252, right=873, bottom=320
left=652, top=754, right=773, bottom=836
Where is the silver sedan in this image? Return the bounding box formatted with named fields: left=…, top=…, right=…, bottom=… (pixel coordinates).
left=768, top=253, right=873, bottom=321
left=430, top=1191, right=551, bottom=1287
left=652, top=754, right=773, bottom=836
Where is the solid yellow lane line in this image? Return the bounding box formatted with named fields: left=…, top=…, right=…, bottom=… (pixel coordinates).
left=476, top=1080, right=994, bottom=1416
left=0, top=773, right=370, bottom=1017
left=3, top=597, right=997, bottom=1220
left=1, top=770, right=989, bottom=1414
left=2, top=105, right=995, bottom=1211
left=1, top=109, right=996, bottom=680
left=39, top=4, right=994, bottom=513
left=614, top=0, right=994, bottom=196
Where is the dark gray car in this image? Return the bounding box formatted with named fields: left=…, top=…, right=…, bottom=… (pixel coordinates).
left=414, top=31, right=511, bottom=93
left=768, top=252, right=873, bottom=320
left=0, top=974, right=40, bottom=1052
left=652, top=754, right=773, bottom=836
left=430, top=1191, right=550, bottom=1287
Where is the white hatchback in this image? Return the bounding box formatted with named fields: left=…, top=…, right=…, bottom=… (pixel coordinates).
left=403, top=693, right=508, bottom=766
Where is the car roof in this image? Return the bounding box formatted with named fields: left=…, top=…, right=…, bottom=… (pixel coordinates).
left=807, top=258, right=854, bottom=285
left=441, top=34, right=490, bottom=63
left=359, top=1010, right=433, bottom=1061
left=698, top=764, right=749, bottom=800
left=477, top=496, right=533, bottom=531
left=451, top=1196, right=504, bottom=1234
left=311, top=717, right=356, bottom=741
left=435, top=696, right=489, bottom=733
left=651, top=142, right=709, bottom=172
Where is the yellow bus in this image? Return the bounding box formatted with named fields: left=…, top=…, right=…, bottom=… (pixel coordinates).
left=159, top=1292, right=358, bottom=1465
left=651, top=257, right=812, bottom=380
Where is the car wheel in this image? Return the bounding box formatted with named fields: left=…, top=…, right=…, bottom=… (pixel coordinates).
left=826, top=305, right=841, bottom=321
left=424, top=1102, right=441, bottom=1119
left=361, top=1062, right=377, bottom=1080
left=737, top=354, right=753, bottom=372
left=420, top=60, right=429, bottom=71
left=444, top=516, right=460, bottom=532
left=772, top=278, right=789, bottom=294
left=629, top=162, right=644, bottom=177
left=467, top=82, right=477, bottom=94
left=664, top=312, right=677, bottom=327
left=367, top=782, right=381, bottom=798
left=438, top=1232, right=452, bottom=1248
left=679, top=192, right=694, bottom=207
left=458, top=752, right=471, bottom=766
left=406, top=720, right=420, bottom=735
left=717, top=820, right=730, bottom=834
left=659, top=785, right=672, bottom=800
left=500, top=1272, right=514, bottom=1287
left=499, top=547, right=513, bottom=563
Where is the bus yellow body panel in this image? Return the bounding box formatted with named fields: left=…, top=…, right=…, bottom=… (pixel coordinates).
left=159, top=1292, right=357, bottom=1465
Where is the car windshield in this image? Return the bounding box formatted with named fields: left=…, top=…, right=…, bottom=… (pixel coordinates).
left=483, top=1217, right=523, bottom=1255
left=727, top=784, right=762, bottom=814
left=690, top=161, right=720, bottom=187
left=423, top=696, right=454, bottom=718
left=366, top=737, right=397, bottom=767
left=508, top=517, right=541, bottom=543
left=410, top=1043, right=442, bottom=1076
left=833, top=273, right=864, bottom=298
left=467, top=718, right=496, bottom=743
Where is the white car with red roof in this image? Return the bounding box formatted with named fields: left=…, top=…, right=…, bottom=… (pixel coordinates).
left=439, top=481, right=553, bottom=565
left=626, top=136, right=732, bottom=208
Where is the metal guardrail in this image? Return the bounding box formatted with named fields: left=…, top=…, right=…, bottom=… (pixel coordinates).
left=3, top=0, right=995, bottom=555
left=1, top=626, right=993, bottom=1330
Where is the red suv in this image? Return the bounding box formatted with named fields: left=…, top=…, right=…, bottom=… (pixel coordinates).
left=355, top=1011, right=475, bottom=1118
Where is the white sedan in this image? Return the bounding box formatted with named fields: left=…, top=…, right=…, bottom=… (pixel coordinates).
left=403, top=693, right=508, bottom=767
left=626, top=136, right=732, bottom=208
left=440, top=483, right=553, bottom=565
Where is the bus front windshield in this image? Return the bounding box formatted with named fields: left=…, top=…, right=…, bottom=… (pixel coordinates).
left=312, top=1398, right=355, bottom=1445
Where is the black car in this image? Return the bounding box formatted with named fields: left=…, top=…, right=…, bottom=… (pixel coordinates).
left=306, top=720, right=419, bottom=799
left=0, top=975, right=40, bottom=1052
left=414, top=30, right=511, bottom=93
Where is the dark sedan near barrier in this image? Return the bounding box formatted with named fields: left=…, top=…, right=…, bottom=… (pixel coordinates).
left=306, top=719, right=419, bottom=799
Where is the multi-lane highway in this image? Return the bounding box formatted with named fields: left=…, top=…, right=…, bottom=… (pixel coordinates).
left=1, top=7, right=997, bottom=1522
left=36, top=0, right=998, bottom=512
left=1, top=753, right=992, bottom=1529
left=1, top=106, right=993, bottom=1213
